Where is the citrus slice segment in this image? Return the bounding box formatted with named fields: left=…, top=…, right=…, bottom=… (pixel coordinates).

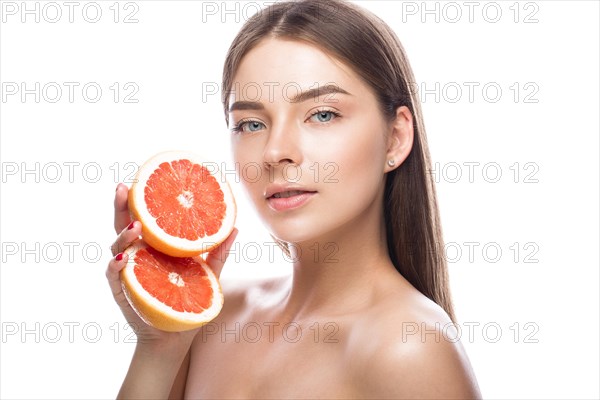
left=129, top=151, right=236, bottom=257
left=121, top=241, right=224, bottom=332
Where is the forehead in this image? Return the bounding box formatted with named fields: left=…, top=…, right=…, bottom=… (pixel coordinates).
left=229, top=38, right=370, bottom=102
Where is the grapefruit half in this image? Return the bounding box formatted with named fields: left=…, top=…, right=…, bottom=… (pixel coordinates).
left=128, top=151, right=236, bottom=257
left=121, top=241, right=224, bottom=332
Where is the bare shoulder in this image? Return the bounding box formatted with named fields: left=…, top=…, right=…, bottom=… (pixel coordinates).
left=350, top=288, right=481, bottom=399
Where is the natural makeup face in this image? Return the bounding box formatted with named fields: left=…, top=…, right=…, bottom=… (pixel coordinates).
left=228, top=38, right=403, bottom=245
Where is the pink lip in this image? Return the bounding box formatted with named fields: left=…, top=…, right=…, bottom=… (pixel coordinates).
left=267, top=191, right=316, bottom=211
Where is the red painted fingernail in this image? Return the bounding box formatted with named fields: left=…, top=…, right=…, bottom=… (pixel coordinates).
left=127, top=221, right=135, bottom=230
left=115, top=253, right=123, bottom=261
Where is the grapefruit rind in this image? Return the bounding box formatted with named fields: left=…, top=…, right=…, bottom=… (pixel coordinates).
left=120, top=241, right=224, bottom=332
left=129, top=150, right=237, bottom=257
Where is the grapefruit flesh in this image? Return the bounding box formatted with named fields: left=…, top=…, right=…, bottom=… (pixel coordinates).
left=121, top=241, right=224, bottom=332
left=129, top=151, right=236, bottom=257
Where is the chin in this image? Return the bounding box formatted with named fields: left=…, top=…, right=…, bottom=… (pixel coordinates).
left=265, top=215, right=346, bottom=248
left=254, top=197, right=353, bottom=246
left=263, top=218, right=322, bottom=244
left=267, top=226, right=320, bottom=245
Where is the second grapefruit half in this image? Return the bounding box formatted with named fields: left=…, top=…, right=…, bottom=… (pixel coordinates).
left=121, top=241, right=224, bottom=332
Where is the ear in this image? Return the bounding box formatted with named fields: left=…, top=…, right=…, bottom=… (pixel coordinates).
left=385, top=105, right=414, bottom=172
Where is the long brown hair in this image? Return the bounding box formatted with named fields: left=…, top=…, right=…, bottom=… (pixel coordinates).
left=221, top=0, right=455, bottom=322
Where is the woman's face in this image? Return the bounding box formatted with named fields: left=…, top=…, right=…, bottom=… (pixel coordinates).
left=229, top=38, right=393, bottom=244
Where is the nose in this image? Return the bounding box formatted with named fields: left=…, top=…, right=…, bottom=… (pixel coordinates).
left=262, top=118, right=302, bottom=169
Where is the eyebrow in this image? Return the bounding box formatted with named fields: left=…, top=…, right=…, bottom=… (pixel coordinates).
left=229, top=101, right=264, bottom=112
left=289, top=84, right=351, bottom=103
left=228, top=84, right=352, bottom=112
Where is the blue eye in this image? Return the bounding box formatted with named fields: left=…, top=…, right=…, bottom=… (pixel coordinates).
left=317, top=112, right=332, bottom=122
left=309, top=110, right=340, bottom=123
left=246, top=121, right=263, bottom=131
left=232, top=120, right=265, bottom=134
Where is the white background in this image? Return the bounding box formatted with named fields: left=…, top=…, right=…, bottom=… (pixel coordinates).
left=1, top=1, right=598, bottom=398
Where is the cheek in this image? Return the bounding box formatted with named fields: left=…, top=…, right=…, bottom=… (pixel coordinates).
left=335, top=146, right=385, bottom=198
left=232, top=140, right=264, bottom=198
left=314, top=123, right=387, bottom=187
left=231, top=138, right=270, bottom=205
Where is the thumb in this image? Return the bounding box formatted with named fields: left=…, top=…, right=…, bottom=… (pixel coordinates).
left=205, top=228, right=239, bottom=278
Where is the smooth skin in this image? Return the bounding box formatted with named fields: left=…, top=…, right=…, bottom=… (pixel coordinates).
left=107, top=38, right=481, bottom=399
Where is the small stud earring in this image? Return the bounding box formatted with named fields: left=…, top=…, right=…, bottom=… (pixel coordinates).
left=387, top=159, right=396, bottom=167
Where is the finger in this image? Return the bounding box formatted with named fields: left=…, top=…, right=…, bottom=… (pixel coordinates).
left=114, top=183, right=132, bottom=233
left=106, top=251, right=129, bottom=299
left=205, top=227, right=239, bottom=278
left=110, top=220, right=142, bottom=256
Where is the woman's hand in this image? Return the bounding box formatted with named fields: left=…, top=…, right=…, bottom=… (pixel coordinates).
left=106, top=183, right=238, bottom=351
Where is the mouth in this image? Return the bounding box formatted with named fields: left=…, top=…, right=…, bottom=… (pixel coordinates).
left=269, top=190, right=315, bottom=199
left=265, top=188, right=317, bottom=211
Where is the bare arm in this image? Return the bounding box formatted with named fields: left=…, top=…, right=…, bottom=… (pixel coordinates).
left=118, top=342, right=191, bottom=399
left=168, top=349, right=191, bottom=399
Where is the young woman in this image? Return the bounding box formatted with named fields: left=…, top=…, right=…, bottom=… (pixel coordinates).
left=107, top=0, right=481, bottom=398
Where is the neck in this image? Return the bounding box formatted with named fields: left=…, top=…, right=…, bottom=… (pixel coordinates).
left=278, top=198, right=398, bottom=321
